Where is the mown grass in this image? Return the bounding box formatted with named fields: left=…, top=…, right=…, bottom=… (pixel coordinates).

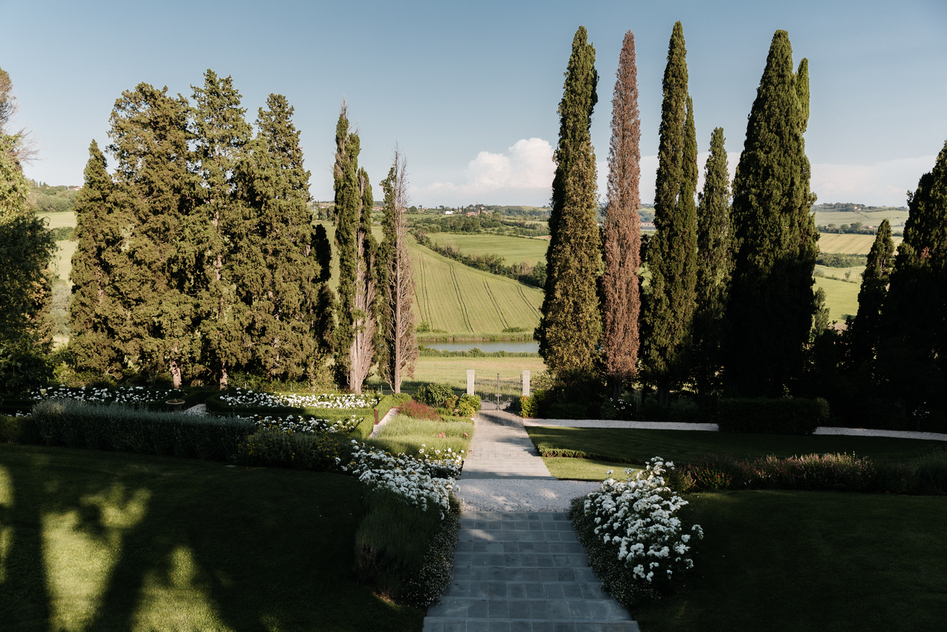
left=0, top=444, right=424, bottom=632
left=369, top=355, right=546, bottom=395
left=543, top=456, right=641, bottom=481
left=634, top=491, right=947, bottom=631
left=426, top=233, right=549, bottom=266
left=366, top=413, right=473, bottom=460
left=813, top=274, right=861, bottom=322
left=526, top=426, right=946, bottom=468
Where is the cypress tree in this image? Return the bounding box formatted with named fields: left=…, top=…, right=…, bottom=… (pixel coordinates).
left=189, top=70, right=252, bottom=388
left=333, top=104, right=377, bottom=393
left=378, top=149, right=419, bottom=393
left=726, top=31, right=818, bottom=397
left=878, top=141, right=947, bottom=407
left=239, top=94, right=324, bottom=381
left=601, top=30, right=642, bottom=398
left=537, top=25, right=602, bottom=377
left=69, top=140, right=125, bottom=376
left=107, top=83, right=196, bottom=388
left=849, top=218, right=894, bottom=374
left=641, top=21, right=698, bottom=406
left=692, top=127, right=732, bottom=396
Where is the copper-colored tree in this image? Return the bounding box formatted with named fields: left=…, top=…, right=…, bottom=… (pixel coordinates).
left=601, top=30, right=642, bottom=398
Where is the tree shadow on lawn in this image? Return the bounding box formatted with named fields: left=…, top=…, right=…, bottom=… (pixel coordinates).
left=0, top=444, right=424, bottom=632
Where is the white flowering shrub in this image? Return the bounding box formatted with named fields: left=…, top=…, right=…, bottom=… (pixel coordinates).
left=30, top=385, right=179, bottom=406
left=218, top=388, right=379, bottom=410
left=572, top=457, right=703, bottom=605
left=246, top=413, right=361, bottom=435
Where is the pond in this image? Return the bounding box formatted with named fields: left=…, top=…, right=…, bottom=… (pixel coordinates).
left=422, top=340, right=540, bottom=354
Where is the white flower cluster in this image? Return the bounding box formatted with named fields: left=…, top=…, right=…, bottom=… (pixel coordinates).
left=219, top=388, right=380, bottom=410
left=248, top=414, right=361, bottom=434
left=584, top=457, right=703, bottom=585
left=340, top=441, right=462, bottom=519
left=30, top=385, right=179, bottom=405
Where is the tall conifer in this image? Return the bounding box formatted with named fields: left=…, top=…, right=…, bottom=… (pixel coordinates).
left=726, top=31, right=818, bottom=397
left=107, top=84, right=196, bottom=388
left=378, top=150, right=419, bottom=393
left=641, top=21, right=698, bottom=406
left=878, top=141, right=947, bottom=406
left=849, top=218, right=894, bottom=374
left=537, top=25, right=602, bottom=377
left=692, top=127, right=732, bottom=396
left=601, top=30, right=642, bottom=398
left=69, top=140, right=125, bottom=376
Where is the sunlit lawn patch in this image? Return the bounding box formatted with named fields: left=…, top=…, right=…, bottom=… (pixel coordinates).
left=366, top=414, right=472, bottom=463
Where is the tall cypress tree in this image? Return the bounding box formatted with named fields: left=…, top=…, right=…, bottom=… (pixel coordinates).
left=726, top=31, right=818, bottom=397
left=107, top=83, right=196, bottom=388
left=333, top=104, right=377, bottom=393
left=69, top=140, right=125, bottom=377
left=601, top=30, right=642, bottom=398
left=537, top=25, right=601, bottom=377
left=378, top=149, right=419, bottom=393
left=878, top=141, right=947, bottom=407
left=189, top=70, right=252, bottom=388
left=692, top=127, right=732, bottom=396
left=849, top=218, right=894, bottom=375
left=641, top=21, right=698, bottom=406
left=242, top=94, right=323, bottom=381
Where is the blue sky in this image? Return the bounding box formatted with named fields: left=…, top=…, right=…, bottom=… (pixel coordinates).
left=2, top=0, right=945, bottom=208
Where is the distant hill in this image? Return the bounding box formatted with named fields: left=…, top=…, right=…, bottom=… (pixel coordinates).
left=29, top=181, right=78, bottom=214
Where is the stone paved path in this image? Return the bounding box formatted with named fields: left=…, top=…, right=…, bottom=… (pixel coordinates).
left=423, top=411, right=640, bottom=632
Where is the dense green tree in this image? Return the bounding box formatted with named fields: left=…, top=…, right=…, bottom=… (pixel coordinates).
left=692, top=127, right=732, bottom=396
left=601, top=30, right=642, bottom=398
left=537, top=26, right=602, bottom=377
left=377, top=149, right=418, bottom=393
left=726, top=31, right=818, bottom=397
left=68, top=141, right=125, bottom=376
left=849, top=218, right=894, bottom=374
left=188, top=70, right=253, bottom=388
left=107, top=83, right=196, bottom=388
left=333, top=104, right=377, bottom=393
left=878, top=141, right=947, bottom=408
left=238, top=94, right=326, bottom=382
left=641, top=22, right=698, bottom=406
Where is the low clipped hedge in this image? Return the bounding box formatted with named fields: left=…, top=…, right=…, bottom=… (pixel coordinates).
left=0, top=415, right=41, bottom=444
left=351, top=394, right=404, bottom=440
left=716, top=397, right=829, bottom=435
left=31, top=399, right=254, bottom=461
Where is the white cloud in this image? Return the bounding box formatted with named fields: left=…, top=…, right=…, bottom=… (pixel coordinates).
left=411, top=138, right=554, bottom=206
left=810, top=156, right=934, bottom=207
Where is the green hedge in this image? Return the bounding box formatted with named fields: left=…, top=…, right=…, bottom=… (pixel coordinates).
left=716, top=397, right=829, bottom=435
left=31, top=400, right=255, bottom=460
left=0, top=415, right=41, bottom=444
left=351, top=394, right=404, bottom=440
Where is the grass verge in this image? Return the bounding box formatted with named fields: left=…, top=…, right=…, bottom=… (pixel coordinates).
left=0, top=444, right=424, bottom=632
left=366, top=413, right=474, bottom=462
left=633, top=490, right=947, bottom=631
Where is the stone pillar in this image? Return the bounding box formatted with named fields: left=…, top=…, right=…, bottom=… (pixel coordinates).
left=522, top=370, right=530, bottom=398
left=467, top=370, right=475, bottom=396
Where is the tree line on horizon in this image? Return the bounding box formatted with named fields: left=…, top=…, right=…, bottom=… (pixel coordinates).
left=537, top=24, right=947, bottom=424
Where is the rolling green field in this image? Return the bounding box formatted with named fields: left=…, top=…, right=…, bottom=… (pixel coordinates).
left=426, top=233, right=549, bottom=266
left=819, top=232, right=902, bottom=254
left=814, top=274, right=860, bottom=322
left=813, top=208, right=908, bottom=231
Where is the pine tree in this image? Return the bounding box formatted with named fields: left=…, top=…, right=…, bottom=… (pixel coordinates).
left=69, top=140, right=125, bottom=376
left=333, top=104, right=377, bottom=393
left=107, top=83, right=196, bottom=388
left=537, top=25, right=602, bottom=377
left=692, top=127, right=732, bottom=396
left=849, top=218, right=894, bottom=374
left=378, top=149, right=419, bottom=393
left=641, top=21, right=698, bottom=406
left=878, top=141, right=947, bottom=407
left=189, top=70, right=252, bottom=388
left=726, top=31, right=818, bottom=397
left=601, top=30, right=642, bottom=398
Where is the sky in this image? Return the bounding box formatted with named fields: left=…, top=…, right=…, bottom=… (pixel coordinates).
left=1, top=0, right=945, bottom=209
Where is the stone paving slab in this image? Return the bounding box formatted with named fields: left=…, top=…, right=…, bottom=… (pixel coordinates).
left=460, top=411, right=556, bottom=480
left=424, top=512, right=639, bottom=632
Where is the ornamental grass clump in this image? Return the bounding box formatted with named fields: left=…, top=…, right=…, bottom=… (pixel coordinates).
left=571, top=457, right=703, bottom=606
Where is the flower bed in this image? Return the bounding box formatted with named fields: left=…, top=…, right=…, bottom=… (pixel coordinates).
left=29, top=385, right=181, bottom=407
left=571, top=457, right=703, bottom=606
left=218, top=388, right=380, bottom=410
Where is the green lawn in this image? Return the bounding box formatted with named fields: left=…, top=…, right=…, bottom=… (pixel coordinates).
left=526, top=426, right=945, bottom=469
left=368, top=355, right=546, bottom=395
left=0, top=444, right=424, bottom=632
left=814, top=273, right=861, bottom=322
left=634, top=491, right=947, bottom=631
left=426, top=233, right=549, bottom=266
